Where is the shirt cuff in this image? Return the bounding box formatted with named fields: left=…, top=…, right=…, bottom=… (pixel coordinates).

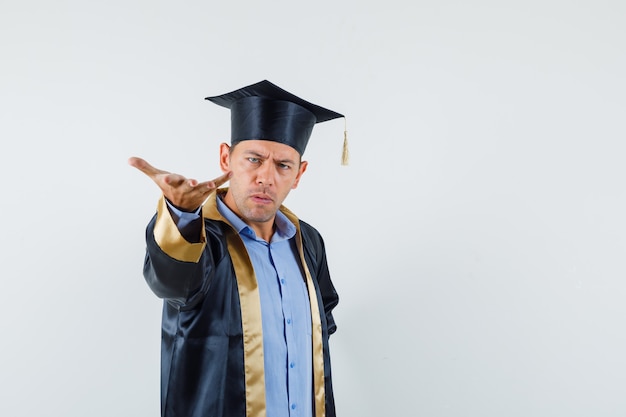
left=165, top=199, right=202, bottom=229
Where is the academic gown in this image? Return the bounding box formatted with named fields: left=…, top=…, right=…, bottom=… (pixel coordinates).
left=142, top=189, right=339, bottom=417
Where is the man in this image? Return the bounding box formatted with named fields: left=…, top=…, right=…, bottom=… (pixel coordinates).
left=129, top=80, right=343, bottom=417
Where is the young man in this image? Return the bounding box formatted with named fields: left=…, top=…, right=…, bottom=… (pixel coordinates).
left=129, top=80, right=342, bottom=417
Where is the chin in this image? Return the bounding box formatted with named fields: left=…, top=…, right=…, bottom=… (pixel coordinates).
left=243, top=208, right=275, bottom=223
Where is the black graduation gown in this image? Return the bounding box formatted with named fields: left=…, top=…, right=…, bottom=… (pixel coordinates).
left=142, top=191, right=339, bottom=417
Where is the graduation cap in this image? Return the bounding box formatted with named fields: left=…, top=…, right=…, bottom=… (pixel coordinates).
left=205, top=80, right=348, bottom=165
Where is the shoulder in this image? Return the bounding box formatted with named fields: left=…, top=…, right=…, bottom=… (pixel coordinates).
left=299, top=219, right=323, bottom=241
left=203, top=217, right=228, bottom=234
left=202, top=217, right=233, bottom=260
left=279, top=205, right=325, bottom=245
left=298, top=219, right=328, bottom=264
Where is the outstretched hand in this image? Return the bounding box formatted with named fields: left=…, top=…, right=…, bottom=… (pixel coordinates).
left=128, top=156, right=231, bottom=211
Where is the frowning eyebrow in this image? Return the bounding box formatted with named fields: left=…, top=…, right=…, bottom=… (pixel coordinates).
left=243, top=150, right=297, bottom=166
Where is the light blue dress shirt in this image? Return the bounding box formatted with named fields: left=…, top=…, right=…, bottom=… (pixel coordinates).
left=168, top=198, right=313, bottom=417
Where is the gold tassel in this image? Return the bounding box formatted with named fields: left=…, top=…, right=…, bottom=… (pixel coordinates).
left=341, top=117, right=349, bottom=166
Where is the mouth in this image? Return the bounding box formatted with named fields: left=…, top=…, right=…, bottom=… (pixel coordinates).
left=249, top=193, right=274, bottom=205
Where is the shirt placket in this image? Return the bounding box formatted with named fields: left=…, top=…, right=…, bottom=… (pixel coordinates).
left=271, top=243, right=302, bottom=416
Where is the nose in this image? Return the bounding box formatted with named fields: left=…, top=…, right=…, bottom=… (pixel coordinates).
left=256, top=162, right=274, bottom=186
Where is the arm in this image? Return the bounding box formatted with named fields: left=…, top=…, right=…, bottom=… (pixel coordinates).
left=129, top=157, right=231, bottom=308
left=143, top=196, right=209, bottom=308
left=315, top=237, right=339, bottom=335
left=301, top=222, right=339, bottom=335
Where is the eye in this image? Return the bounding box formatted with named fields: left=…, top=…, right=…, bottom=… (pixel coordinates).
left=278, top=163, right=291, bottom=170
left=247, top=157, right=260, bottom=163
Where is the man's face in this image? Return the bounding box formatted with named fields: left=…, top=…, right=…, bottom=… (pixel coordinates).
left=220, top=139, right=308, bottom=226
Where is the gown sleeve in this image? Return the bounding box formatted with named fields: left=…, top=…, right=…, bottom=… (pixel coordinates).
left=300, top=221, right=339, bottom=335
left=142, top=196, right=213, bottom=309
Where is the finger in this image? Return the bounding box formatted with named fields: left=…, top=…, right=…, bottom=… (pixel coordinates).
left=128, top=156, right=167, bottom=178
left=195, top=172, right=232, bottom=192
left=210, top=171, right=232, bottom=189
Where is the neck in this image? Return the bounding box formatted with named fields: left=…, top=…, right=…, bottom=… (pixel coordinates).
left=222, top=190, right=277, bottom=242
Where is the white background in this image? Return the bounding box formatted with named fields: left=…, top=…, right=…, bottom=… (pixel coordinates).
left=1, top=1, right=625, bottom=416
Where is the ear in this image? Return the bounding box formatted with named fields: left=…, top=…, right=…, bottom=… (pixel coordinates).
left=219, top=142, right=231, bottom=173
left=291, top=160, right=308, bottom=189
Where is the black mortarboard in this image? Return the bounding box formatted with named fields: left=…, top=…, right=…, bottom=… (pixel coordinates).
left=205, top=80, right=347, bottom=162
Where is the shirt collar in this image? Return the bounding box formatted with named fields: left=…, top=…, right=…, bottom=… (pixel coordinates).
left=216, top=194, right=296, bottom=242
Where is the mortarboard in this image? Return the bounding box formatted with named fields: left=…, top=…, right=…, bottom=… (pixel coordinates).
left=205, top=80, right=348, bottom=164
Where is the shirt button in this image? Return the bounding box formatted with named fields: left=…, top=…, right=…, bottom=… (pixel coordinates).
left=290, top=362, right=295, bottom=368
left=280, top=278, right=286, bottom=285
left=286, top=318, right=291, bottom=324
left=291, top=404, right=297, bottom=410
